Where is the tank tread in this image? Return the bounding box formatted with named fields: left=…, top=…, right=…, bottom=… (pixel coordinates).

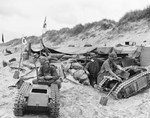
left=13, top=82, right=30, bottom=116
left=13, top=94, right=26, bottom=116
left=99, top=77, right=108, bottom=88
left=112, top=70, right=150, bottom=99
left=19, top=82, right=31, bottom=96
left=49, top=84, right=60, bottom=118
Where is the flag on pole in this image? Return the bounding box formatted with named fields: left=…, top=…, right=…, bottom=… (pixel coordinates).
left=43, top=17, right=47, bottom=28
left=42, top=17, right=47, bottom=34
left=2, top=33, right=4, bottom=43
left=22, top=36, right=27, bottom=45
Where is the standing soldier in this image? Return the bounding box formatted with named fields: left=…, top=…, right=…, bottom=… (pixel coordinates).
left=85, top=58, right=104, bottom=87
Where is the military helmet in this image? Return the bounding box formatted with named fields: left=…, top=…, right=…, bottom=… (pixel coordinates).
left=39, top=56, right=49, bottom=64
left=46, top=56, right=58, bottom=63
left=109, top=52, right=117, bottom=59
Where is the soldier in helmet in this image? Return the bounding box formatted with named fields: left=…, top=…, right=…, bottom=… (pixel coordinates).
left=32, top=56, right=61, bottom=89
left=97, top=52, right=124, bottom=85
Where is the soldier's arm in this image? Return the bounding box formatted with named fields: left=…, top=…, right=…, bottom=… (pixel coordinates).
left=115, top=63, right=125, bottom=71
left=105, top=61, right=122, bottom=82
left=38, top=67, right=45, bottom=80
left=45, top=66, right=59, bottom=80
left=84, top=62, right=90, bottom=75
left=108, top=68, right=122, bottom=82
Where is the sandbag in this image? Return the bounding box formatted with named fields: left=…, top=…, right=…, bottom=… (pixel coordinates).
left=82, top=79, right=90, bottom=85
left=69, top=69, right=77, bottom=76
left=73, top=69, right=88, bottom=82
left=71, top=62, right=83, bottom=69
left=79, top=73, right=88, bottom=83
left=73, top=69, right=85, bottom=79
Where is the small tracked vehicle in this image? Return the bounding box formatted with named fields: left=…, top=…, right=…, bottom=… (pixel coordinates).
left=98, top=66, right=150, bottom=99
left=13, top=82, right=60, bottom=117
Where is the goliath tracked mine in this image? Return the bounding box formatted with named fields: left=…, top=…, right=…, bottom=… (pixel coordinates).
left=13, top=82, right=60, bottom=117
left=98, top=66, right=150, bottom=99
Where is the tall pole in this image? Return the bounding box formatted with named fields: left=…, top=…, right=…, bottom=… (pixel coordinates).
left=41, top=16, right=50, bottom=57
left=2, top=33, right=4, bottom=43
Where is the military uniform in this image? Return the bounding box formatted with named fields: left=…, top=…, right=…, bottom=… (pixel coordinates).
left=32, top=56, right=61, bottom=89
left=97, top=59, right=118, bottom=84
left=85, top=58, right=104, bottom=87
left=97, top=52, right=121, bottom=84
left=38, top=64, right=58, bottom=77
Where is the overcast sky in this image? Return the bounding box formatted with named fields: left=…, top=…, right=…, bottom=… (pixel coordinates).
left=0, top=0, right=150, bottom=42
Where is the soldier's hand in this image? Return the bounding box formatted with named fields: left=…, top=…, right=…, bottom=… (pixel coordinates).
left=117, top=77, right=123, bottom=82
left=45, top=75, right=53, bottom=80
left=84, top=69, right=89, bottom=75
left=38, top=76, right=44, bottom=80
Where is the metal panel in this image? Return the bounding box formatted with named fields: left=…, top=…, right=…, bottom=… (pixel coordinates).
left=137, top=76, right=147, bottom=90
left=28, top=93, right=48, bottom=107
left=140, top=47, right=150, bottom=66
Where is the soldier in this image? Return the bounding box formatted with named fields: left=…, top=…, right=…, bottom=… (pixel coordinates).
left=97, top=52, right=124, bottom=85
left=85, top=58, right=104, bottom=87
left=32, top=56, right=61, bottom=89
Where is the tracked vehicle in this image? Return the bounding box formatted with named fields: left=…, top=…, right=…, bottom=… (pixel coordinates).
left=98, top=66, right=150, bottom=99
left=13, top=82, right=60, bottom=117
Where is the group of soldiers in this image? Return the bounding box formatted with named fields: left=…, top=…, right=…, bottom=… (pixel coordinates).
left=85, top=52, right=125, bottom=88
left=32, top=51, right=125, bottom=90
